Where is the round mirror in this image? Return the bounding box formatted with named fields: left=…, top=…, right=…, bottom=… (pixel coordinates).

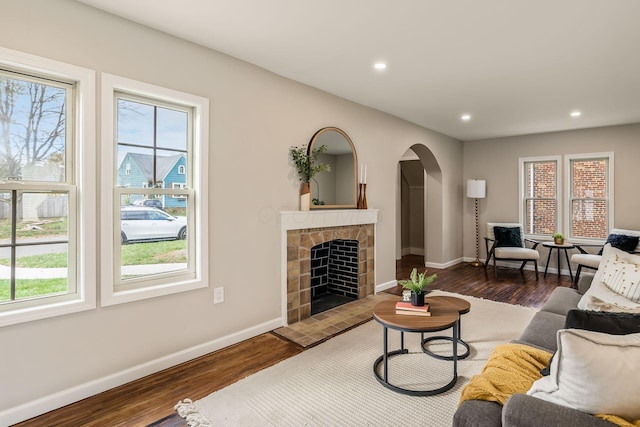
left=308, top=127, right=357, bottom=209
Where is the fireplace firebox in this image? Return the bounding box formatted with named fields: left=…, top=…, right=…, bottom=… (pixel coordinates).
left=310, top=239, right=359, bottom=315
left=284, top=219, right=375, bottom=325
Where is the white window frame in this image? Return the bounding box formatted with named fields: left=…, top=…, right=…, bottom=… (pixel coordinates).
left=520, top=152, right=614, bottom=243
left=0, top=47, right=96, bottom=327
left=518, top=155, right=561, bottom=240
left=178, top=165, right=186, bottom=175
left=100, top=73, right=209, bottom=306
left=564, top=152, right=614, bottom=243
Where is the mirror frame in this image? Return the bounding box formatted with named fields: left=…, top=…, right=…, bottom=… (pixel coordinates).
left=307, top=127, right=358, bottom=209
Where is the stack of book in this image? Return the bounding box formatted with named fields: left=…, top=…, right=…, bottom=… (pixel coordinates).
left=395, top=301, right=431, bottom=316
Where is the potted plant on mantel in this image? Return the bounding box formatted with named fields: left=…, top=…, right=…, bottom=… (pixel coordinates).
left=289, top=144, right=331, bottom=211
left=398, top=268, right=437, bottom=306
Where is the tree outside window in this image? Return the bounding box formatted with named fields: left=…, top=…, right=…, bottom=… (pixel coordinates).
left=0, top=71, right=73, bottom=304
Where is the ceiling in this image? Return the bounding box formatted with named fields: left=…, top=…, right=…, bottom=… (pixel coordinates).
left=76, top=0, right=640, bottom=141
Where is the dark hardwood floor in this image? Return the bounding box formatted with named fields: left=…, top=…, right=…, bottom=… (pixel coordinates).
left=15, top=256, right=572, bottom=427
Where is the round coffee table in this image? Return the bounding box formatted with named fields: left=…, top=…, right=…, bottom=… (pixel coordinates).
left=372, top=296, right=465, bottom=396
left=421, top=296, right=471, bottom=360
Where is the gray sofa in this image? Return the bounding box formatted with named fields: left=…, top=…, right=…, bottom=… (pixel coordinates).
left=453, top=274, right=614, bottom=427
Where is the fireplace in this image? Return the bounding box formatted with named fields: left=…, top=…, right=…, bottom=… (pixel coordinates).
left=281, top=209, right=378, bottom=325
left=310, top=239, right=359, bottom=315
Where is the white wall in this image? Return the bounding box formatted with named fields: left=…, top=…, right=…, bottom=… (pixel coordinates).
left=462, top=124, right=640, bottom=267
left=0, top=0, right=463, bottom=422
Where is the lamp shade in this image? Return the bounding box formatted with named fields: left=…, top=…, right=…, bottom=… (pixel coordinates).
left=466, top=179, right=486, bottom=198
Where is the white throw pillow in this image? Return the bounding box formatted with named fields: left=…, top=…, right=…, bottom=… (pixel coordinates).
left=578, top=244, right=640, bottom=312
left=600, top=250, right=640, bottom=303
left=527, top=329, right=640, bottom=420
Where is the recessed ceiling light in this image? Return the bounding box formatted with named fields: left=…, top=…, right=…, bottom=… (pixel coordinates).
left=461, top=114, right=472, bottom=121
left=374, top=62, right=387, bottom=70
left=570, top=111, right=582, bottom=117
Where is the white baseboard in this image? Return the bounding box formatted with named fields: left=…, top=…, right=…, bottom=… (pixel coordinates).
left=425, top=257, right=464, bottom=269
left=0, top=318, right=283, bottom=426
left=375, top=280, right=398, bottom=293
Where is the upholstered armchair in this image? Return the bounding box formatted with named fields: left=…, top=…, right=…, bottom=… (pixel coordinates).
left=571, top=228, right=640, bottom=285
left=485, top=223, right=540, bottom=279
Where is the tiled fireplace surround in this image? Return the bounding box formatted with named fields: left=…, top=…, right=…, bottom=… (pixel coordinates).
left=281, top=210, right=378, bottom=325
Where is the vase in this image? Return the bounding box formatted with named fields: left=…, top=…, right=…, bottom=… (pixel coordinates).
left=300, top=182, right=310, bottom=211
left=411, top=291, right=425, bottom=306
left=357, top=183, right=368, bottom=209
left=554, top=237, right=564, bottom=245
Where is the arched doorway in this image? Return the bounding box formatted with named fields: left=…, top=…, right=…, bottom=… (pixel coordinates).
left=396, top=144, right=443, bottom=275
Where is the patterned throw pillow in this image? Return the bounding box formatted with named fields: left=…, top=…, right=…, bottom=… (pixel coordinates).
left=600, top=254, right=640, bottom=303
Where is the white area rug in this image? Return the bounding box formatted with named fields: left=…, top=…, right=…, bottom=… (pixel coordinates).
left=176, top=291, right=537, bottom=427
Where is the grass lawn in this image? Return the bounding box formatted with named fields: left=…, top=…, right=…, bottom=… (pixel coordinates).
left=0, top=278, right=67, bottom=301
left=0, top=218, right=68, bottom=241
left=0, top=239, right=187, bottom=268
left=0, top=240, right=186, bottom=300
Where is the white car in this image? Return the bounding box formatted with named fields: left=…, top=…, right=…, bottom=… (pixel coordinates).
left=120, top=206, right=187, bottom=244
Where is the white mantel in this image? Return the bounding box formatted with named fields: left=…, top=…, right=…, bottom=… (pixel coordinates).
left=280, top=209, right=379, bottom=231
left=279, top=209, right=378, bottom=325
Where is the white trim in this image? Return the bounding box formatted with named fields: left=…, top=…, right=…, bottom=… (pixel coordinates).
left=0, top=317, right=281, bottom=426
left=375, top=280, right=398, bottom=293
left=425, top=257, right=464, bottom=269
left=100, top=73, right=209, bottom=306
left=0, top=47, right=96, bottom=327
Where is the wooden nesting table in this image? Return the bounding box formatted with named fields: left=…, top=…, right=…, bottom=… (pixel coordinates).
left=372, top=295, right=471, bottom=396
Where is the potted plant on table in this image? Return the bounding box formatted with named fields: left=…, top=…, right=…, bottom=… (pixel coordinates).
left=398, top=268, right=437, bottom=306
left=553, top=232, right=565, bottom=245
left=289, top=144, right=331, bottom=211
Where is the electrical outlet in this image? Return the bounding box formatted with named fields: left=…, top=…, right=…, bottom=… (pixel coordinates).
left=213, top=286, right=224, bottom=304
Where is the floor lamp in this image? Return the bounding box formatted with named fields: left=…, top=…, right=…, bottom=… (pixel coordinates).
left=467, top=179, right=486, bottom=267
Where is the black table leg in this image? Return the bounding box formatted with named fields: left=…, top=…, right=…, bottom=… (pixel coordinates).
left=544, top=247, right=553, bottom=278
left=421, top=323, right=470, bottom=360
left=373, top=325, right=458, bottom=396
left=564, top=248, right=573, bottom=282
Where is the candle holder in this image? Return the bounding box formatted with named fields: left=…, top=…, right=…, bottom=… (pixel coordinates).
left=357, top=183, right=367, bottom=209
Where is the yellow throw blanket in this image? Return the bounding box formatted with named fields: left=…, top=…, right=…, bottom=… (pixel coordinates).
left=459, top=343, right=551, bottom=406
left=460, top=343, right=640, bottom=427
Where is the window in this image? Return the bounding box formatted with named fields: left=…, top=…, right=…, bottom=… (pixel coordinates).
left=567, top=153, right=613, bottom=240
left=520, top=157, right=559, bottom=236
left=178, top=165, right=186, bottom=174
left=125, top=163, right=131, bottom=175
left=0, top=47, right=95, bottom=327
left=520, top=152, right=613, bottom=242
left=101, top=74, right=209, bottom=306
left=171, top=182, right=187, bottom=198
